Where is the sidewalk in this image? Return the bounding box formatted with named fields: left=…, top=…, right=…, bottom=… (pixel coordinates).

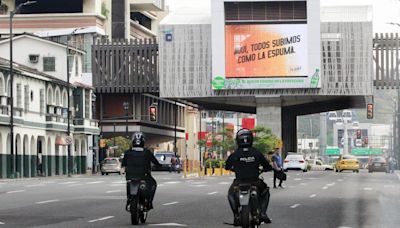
left=0, top=173, right=98, bottom=183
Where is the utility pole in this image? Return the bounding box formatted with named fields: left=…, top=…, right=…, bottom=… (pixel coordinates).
left=319, top=113, right=327, bottom=157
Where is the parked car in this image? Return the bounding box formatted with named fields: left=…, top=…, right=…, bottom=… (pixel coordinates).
left=152, top=151, right=174, bottom=171
left=308, top=159, right=334, bottom=171
left=335, top=155, right=359, bottom=173
left=101, top=157, right=123, bottom=175
left=283, top=154, right=307, bottom=172
left=368, top=156, right=389, bottom=173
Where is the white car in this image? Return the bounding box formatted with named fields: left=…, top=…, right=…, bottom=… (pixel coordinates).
left=308, top=159, right=334, bottom=171
left=283, top=155, right=307, bottom=172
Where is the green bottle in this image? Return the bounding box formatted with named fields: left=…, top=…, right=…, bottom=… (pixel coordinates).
left=310, top=69, right=320, bottom=88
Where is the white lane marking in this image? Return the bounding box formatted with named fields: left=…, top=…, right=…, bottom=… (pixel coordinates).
left=106, top=190, right=121, bottom=194
left=207, top=191, right=218, bottom=195
left=296, top=174, right=300, bottom=176
left=384, top=185, right=395, bottom=188
left=112, top=181, right=125, bottom=184
left=309, top=194, right=317, bottom=198
left=109, top=184, right=125, bottom=187
left=396, top=173, right=400, bottom=181
left=6, top=190, right=25, bottom=194
left=185, top=180, right=194, bottom=183
left=158, top=184, right=165, bottom=187
left=162, top=178, right=173, bottom=180
left=149, top=223, right=187, bottom=226
left=338, top=226, right=354, bottom=228
left=88, top=216, right=114, bottom=223
left=35, top=199, right=59, bottom=204
left=322, top=186, right=328, bottom=190
left=337, top=179, right=343, bottom=182
left=229, top=177, right=235, bottom=179
left=68, top=184, right=83, bottom=187
left=363, top=187, right=373, bottom=191
left=294, top=178, right=302, bottom=181
left=164, top=181, right=181, bottom=184
left=87, top=181, right=104, bottom=185
left=300, top=183, right=307, bottom=186
left=0, top=221, right=4, bottom=225
left=162, top=201, right=179, bottom=206
left=26, top=184, right=45, bottom=187
left=218, top=182, right=230, bottom=185
left=59, top=181, right=77, bottom=185
left=290, top=204, right=300, bottom=208
left=191, top=181, right=207, bottom=184
left=327, top=182, right=336, bottom=186
left=194, top=185, right=208, bottom=187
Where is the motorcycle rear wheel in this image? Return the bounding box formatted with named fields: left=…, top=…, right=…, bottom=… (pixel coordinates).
left=130, top=197, right=139, bottom=225
left=240, top=205, right=251, bottom=228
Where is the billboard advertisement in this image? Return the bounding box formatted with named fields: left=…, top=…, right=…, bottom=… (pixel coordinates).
left=212, top=24, right=320, bottom=90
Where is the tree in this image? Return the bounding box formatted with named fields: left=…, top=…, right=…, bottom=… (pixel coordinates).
left=252, top=126, right=280, bottom=155
left=105, top=136, right=131, bottom=157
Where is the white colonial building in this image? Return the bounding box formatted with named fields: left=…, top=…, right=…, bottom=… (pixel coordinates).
left=0, top=34, right=99, bottom=178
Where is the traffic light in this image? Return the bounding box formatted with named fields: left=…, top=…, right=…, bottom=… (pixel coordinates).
left=367, top=103, right=373, bottom=119
left=356, top=129, right=362, bottom=139
left=149, top=106, right=157, bottom=122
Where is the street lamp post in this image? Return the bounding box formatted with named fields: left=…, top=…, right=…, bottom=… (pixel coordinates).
left=9, top=0, right=36, bottom=178
left=123, top=101, right=129, bottom=137
left=66, top=27, right=84, bottom=177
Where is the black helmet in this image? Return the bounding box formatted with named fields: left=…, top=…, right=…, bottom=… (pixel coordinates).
left=236, top=128, right=253, bottom=148
left=132, top=132, right=145, bottom=147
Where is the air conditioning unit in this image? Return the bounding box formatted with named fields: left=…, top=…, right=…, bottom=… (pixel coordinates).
left=29, top=54, right=39, bottom=63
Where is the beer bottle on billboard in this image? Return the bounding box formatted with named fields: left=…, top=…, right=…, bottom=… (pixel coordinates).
left=310, top=69, right=320, bottom=88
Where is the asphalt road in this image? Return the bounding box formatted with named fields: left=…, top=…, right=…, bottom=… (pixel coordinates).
left=0, top=170, right=399, bottom=228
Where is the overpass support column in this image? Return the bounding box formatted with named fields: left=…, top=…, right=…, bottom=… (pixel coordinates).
left=256, top=97, right=282, bottom=142
left=281, top=110, right=297, bottom=156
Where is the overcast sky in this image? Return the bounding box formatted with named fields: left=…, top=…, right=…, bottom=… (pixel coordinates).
left=165, top=0, right=400, bottom=32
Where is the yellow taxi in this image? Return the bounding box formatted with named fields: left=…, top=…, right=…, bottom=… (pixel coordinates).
left=335, top=155, right=360, bottom=173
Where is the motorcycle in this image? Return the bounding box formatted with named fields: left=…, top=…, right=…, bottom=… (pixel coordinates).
left=126, top=179, right=149, bottom=225
left=235, top=183, right=261, bottom=228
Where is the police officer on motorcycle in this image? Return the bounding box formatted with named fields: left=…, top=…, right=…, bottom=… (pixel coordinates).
left=225, top=129, right=273, bottom=226
left=122, top=132, right=161, bottom=210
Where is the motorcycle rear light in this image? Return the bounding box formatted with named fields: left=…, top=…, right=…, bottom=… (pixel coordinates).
left=299, top=160, right=305, bottom=163
left=284, top=160, right=289, bottom=163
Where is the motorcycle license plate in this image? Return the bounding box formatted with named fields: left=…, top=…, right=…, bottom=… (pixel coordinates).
left=129, top=182, right=140, bottom=195
left=239, top=193, right=250, bottom=206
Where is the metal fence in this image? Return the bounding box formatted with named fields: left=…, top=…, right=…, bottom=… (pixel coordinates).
left=92, top=38, right=158, bottom=93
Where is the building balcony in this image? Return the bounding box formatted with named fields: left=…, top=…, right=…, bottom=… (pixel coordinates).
left=130, top=19, right=157, bottom=39
left=0, top=13, right=106, bottom=34
left=130, top=0, right=164, bottom=11
left=0, top=104, right=8, bottom=116
left=73, top=118, right=99, bottom=134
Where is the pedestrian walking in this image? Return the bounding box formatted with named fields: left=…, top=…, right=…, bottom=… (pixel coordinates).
left=170, top=156, right=177, bottom=173
left=272, top=148, right=284, bottom=188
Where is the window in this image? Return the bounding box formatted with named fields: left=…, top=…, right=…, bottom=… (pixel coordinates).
left=24, top=85, right=29, bottom=112
left=40, top=89, right=44, bottom=115
left=16, top=84, right=22, bottom=108
left=43, top=57, right=56, bottom=72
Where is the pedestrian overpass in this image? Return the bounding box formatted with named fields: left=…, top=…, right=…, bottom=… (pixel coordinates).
left=92, top=2, right=400, bottom=157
